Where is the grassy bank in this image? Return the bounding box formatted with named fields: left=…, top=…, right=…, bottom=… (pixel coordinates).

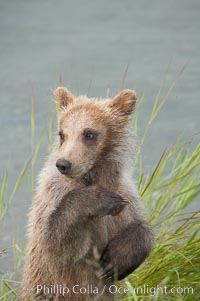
left=0, top=83, right=199, bottom=300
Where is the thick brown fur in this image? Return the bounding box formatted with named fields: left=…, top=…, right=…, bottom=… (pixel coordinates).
left=19, top=88, right=153, bottom=301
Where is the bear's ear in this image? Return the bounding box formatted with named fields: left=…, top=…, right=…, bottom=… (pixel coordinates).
left=55, top=87, right=74, bottom=109
left=108, top=89, right=137, bottom=115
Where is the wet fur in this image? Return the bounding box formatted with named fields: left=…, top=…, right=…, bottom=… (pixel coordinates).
left=19, top=89, right=153, bottom=301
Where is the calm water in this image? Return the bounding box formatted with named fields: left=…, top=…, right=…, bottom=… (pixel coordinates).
left=0, top=0, right=199, bottom=272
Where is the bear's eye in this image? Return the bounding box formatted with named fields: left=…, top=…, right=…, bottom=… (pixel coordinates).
left=85, top=131, right=94, bottom=140
left=83, top=129, right=98, bottom=142
left=58, top=131, right=65, bottom=144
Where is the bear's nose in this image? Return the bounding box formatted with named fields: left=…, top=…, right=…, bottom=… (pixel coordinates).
left=56, top=158, right=72, bottom=175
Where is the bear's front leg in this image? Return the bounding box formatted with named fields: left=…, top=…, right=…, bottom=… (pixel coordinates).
left=100, top=220, right=153, bottom=280
left=44, top=185, right=128, bottom=262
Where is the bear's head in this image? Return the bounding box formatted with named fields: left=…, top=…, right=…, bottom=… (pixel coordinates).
left=54, top=87, right=137, bottom=181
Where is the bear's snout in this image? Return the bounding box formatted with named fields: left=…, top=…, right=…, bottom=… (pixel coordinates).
left=56, top=158, right=72, bottom=175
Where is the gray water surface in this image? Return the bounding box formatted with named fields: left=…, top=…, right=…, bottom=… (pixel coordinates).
left=0, top=0, right=199, bottom=273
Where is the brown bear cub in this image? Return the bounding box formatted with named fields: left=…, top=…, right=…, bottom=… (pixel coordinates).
left=19, top=88, right=153, bottom=301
